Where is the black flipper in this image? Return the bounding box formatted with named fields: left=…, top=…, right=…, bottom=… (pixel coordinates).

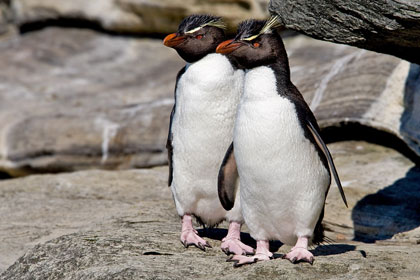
left=167, top=105, right=175, bottom=186
left=167, top=66, right=187, bottom=187
left=218, top=143, right=239, bottom=210
left=306, top=121, right=348, bottom=208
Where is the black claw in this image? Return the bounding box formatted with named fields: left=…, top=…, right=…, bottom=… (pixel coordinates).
left=205, top=242, right=212, bottom=248
left=291, top=257, right=297, bottom=264
left=181, top=240, right=188, bottom=248
left=232, top=258, right=257, bottom=268
left=226, top=256, right=235, bottom=262
left=309, top=259, right=314, bottom=265
left=196, top=242, right=206, bottom=251
left=222, top=248, right=230, bottom=255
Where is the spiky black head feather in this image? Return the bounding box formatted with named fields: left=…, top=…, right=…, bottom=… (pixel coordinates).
left=178, top=14, right=225, bottom=34
left=235, top=19, right=266, bottom=41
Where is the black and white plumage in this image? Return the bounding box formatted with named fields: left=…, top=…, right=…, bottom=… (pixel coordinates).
left=217, top=17, right=347, bottom=266
left=163, top=15, right=253, bottom=255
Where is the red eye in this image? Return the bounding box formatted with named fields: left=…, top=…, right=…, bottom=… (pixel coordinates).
left=253, top=42, right=260, bottom=48
left=196, top=34, right=203, bottom=40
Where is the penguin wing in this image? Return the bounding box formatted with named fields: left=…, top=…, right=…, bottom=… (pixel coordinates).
left=218, top=143, right=238, bottom=210
left=306, top=120, right=348, bottom=208
left=167, top=105, right=175, bottom=186
left=167, top=66, right=187, bottom=187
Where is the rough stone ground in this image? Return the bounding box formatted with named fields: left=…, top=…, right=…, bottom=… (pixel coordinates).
left=1, top=141, right=420, bottom=279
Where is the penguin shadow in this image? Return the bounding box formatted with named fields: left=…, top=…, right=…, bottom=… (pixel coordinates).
left=351, top=166, right=420, bottom=242
left=312, top=244, right=358, bottom=257
left=197, top=228, right=283, bottom=252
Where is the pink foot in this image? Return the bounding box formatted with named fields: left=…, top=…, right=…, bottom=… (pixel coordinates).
left=221, top=222, right=255, bottom=255
left=283, top=247, right=314, bottom=264
left=180, top=215, right=211, bottom=251
left=283, top=236, right=314, bottom=264
left=221, top=238, right=255, bottom=255
left=227, top=240, right=272, bottom=267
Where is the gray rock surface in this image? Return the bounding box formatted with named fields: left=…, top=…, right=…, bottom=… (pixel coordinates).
left=10, top=0, right=269, bottom=34
left=1, top=141, right=420, bottom=279
left=0, top=0, right=14, bottom=37
left=1, top=28, right=419, bottom=175
left=269, top=0, right=420, bottom=64
left=0, top=27, right=183, bottom=175
left=285, top=36, right=420, bottom=158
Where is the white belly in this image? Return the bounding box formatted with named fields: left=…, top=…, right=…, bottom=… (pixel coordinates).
left=170, top=53, right=244, bottom=225
left=234, top=67, right=330, bottom=244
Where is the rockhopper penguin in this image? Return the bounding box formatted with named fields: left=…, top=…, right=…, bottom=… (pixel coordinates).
left=163, top=14, right=254, bottom=255
left=216, top=17, right=348, bottom=266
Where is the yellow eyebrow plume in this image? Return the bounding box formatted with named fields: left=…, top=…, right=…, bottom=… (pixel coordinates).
left=242, top=16, right=281, bottom=41
left=185, top=19, right=226, bottom=34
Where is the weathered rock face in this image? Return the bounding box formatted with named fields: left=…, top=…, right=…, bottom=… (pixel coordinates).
left=269, top=0, right=420, bottom=64
left=1, top=141, right=420, bottom=279
left=284, top=36, right=420, bottom=159
left=0, top=27, right=183, bottom=175
left=10, top=0, right=269, bottom=34
left=1, top=27, right=419, bottom=175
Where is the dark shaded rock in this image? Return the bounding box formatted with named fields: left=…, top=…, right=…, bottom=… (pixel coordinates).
left=269, top=0, right=420, bottom=64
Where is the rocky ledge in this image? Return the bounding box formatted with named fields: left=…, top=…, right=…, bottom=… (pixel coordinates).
left=1, top=141, right=420, bottom=279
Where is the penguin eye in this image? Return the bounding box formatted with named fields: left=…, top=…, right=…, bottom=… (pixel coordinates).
left=253, top=42, right=261, bottom=48
left=196, top=34, right=203, bottom=40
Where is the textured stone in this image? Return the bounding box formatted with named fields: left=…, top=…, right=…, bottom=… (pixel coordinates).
left=1, top=28, right=419, bottom=175
left=269, top=0, right=420, bottom=64
left=11, top=0, right=269, bottom=34
left=1, top=141, right=420, bottom=279
left=285, top=36, right=420, bottom=159
left=0, top=27, right=183, bottom=175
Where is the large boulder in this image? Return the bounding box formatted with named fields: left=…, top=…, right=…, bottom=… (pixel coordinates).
left=10, top=0, right=269, bottom=34
left=0, top=27, right=183, bottom=175
left=1, top=28, right=419, bottom=175
left=1, top=141, right=420, bottom=278
left=269, top=0, right=420, bottom=64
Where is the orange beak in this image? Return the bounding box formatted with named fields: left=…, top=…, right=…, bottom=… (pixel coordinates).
left=163, top=33, right=186, bottom=48
left=216, top=39, right=242, bottom=54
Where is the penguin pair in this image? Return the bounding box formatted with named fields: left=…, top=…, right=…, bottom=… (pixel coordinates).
left=216, top=17, right=348, bottom=266
left=163, top=14, right=347, bottom=266
left=163, top=15, right=253, bottom=255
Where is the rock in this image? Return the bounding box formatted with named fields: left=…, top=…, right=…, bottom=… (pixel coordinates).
left=0, top=0, right=16, bottom=38
left=269, top=0, right=420, bottom=65
left=11, top=0, right=269, bottom=34
left=0, top=27, right=183, bottom=175
left=284, top=36, right=420, bottom=160
left=1, top=141, right=420, bottom=279
left=1, top=28, right=419, bottom=175
left=0, top=166, right=173, bottom=272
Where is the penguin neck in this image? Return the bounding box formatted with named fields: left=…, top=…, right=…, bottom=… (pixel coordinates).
left=266, top=59, right=291, bottom=89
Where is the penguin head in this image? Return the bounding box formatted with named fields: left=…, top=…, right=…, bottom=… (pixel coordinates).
left=216, top=17, right=286, bottom=69
left=163, top=15, right=226, bottom=63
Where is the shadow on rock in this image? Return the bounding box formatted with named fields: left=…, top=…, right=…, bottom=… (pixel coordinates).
left=312, top=244, right=357, bottom=256
left=352, top=166, right=420, bottom=242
